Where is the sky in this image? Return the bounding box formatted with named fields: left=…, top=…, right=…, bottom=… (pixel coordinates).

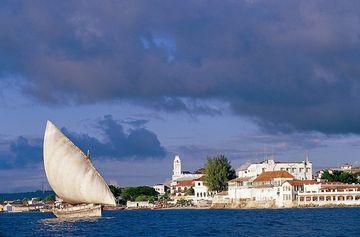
left=1, top=0, right=360, bottom=192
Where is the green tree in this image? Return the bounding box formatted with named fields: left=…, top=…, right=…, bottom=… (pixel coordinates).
left=204, top=155, right=236, bottom=192
left=321, top=170, right=334, bottom=181
left=109, top=185, right=122, bottom=198
left=321, top=170, right=359, bottom=184
left=121, top=186, right=158, bottom=201
left=185, top=186, right=194, bottom=196
left=44, top=195, right=55, bottom=202
left=159, top=192, right=171, bottom=201
left=135, top=195, right=149, bottom=202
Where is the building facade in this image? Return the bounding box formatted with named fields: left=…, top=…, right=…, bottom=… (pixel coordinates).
left=227, top=171, right=295, bottom=208
left=153, top=184, right=168, bottom=195
left=193, top=176, right=216, bottom=202
left=237, top=156, right=312, bottom=180
left=296, top=182, right=360, bottom=206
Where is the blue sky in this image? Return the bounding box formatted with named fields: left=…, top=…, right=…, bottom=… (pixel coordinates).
left=1, top=0, right=360, bottom=192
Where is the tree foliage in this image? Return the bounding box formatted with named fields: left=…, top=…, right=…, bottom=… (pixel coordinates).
left=44, top=195, right=55, bottom=202
left=204, top=155, right=236, bottom=192
left=121, top=186, right=158, bottom=201
left=109, top=185, right=122, bottom=198
left=184, top=186, right=194, bottom=196
left=321, top=170, right=359, bottom=184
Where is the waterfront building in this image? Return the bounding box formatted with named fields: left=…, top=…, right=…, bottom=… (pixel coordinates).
left=237, top=156, right=312, bottom=180
left=296, top=182, right=360, bottom=206
left=193, top=176, right=216, bottom=202
left=171, top=180, right=194, bottom=197
left=126, top=201, right=155, bottom=209
left=3, top=203, right=29, bottom=212
left=227, top=171, right=295, bottom=208
left=153, top=184, right=168, bottom=195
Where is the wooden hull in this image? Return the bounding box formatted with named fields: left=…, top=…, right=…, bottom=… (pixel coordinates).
left=53, top=204, right=101, bottom=218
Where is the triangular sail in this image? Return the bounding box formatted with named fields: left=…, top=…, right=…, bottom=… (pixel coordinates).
left=43, top=121, right=116, bottom=206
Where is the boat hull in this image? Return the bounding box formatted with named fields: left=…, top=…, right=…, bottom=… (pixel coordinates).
left=53, top=204, right=102, bottom=218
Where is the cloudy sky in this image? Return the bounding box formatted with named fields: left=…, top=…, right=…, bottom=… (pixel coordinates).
left=1, top=0, right=360, bottom=192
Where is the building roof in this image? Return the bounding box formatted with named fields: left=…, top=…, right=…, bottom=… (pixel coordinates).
left=287, top=180, right=318, bottom=186
left=252, top=184, right=274, bottom=189
left=253, top=171, right=294, bottom=182
left=228, top=176, right=253, bottom=183
left=320, top=183, right=360, bottom=190
left=193, top=176, right=205, bottom=181
left=175, top=180, right=194, bottom=187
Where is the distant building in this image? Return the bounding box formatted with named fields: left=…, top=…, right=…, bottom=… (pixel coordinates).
left=126, top=201, right=155, bottom=209
left=3, top=203, right=29, bottom=212
left=172, top=155, right=202, bottom=181
left=153, top=184, right=169, bottom=195
left=237, top=156, right=312, bottom=180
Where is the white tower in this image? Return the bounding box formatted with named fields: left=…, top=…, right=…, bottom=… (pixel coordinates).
left=172, top=155, right=182, bottom=180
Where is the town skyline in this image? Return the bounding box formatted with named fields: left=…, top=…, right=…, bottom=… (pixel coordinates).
left=2, top=1, right=360, bottom=192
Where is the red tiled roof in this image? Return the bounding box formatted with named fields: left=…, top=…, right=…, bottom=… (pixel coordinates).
left=254, top=171, right=294, bottom=182
left=175, top=180, right=194, bottom=187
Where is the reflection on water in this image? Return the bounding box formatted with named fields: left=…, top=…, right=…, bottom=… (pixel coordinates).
left=39, top=217, right=112, bottom=236
left=1, top=208, right=360, bottom=237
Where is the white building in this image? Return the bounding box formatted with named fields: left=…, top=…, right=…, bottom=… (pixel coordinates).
left=153, top=184, right=168, bottom=195
left=296, top=182, right=360, bottom=206
left=226, top=175, right=360, bottom=208
left=126, top=201, right=155, bottom=209
left=170, top=179, right=195, bottom=200
left=228, top=176, right=256, bottom=200
left=227, top=171, right=296, bottom=208
left=193, top=176, right=216, bottom=202
left=238, top=156, right=312, bottom=180
left=172, top=155, right=202, bottom=181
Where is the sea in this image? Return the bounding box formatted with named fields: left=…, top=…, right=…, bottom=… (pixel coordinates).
left=0, top=208, right=359, bottom=237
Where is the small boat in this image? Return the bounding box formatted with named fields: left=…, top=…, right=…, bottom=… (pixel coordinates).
left=43, top=121, right=116, bottom=218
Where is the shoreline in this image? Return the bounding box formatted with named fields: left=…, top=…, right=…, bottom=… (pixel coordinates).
left=124, top=204, right=360, bottom=211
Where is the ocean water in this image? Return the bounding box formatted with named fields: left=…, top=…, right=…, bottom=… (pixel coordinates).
left=0, top=208, right=359, bottom=237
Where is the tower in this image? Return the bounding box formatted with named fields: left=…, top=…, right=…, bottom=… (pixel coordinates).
left=172, top=154, right=182, bottom=180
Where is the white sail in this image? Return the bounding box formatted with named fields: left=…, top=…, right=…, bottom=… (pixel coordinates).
left=43, top=121, right=116, bottom=206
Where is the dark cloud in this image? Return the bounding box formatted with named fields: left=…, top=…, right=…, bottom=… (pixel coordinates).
left=1, top=1, right=360, bottom=133
left=62, top=115, right=167, bottom=159
left=0, top=136, right=42, bottom=169
left=0, top=115, right=166, bottom=169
